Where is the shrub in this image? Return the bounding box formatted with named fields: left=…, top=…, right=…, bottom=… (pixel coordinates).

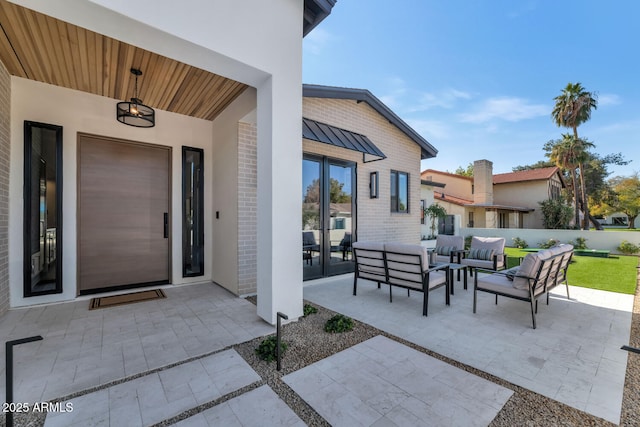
left=539, top=199, right=573, bottom=229
left=539, top=239, right=559, bottom=249
left=303, top=303, right=318, bottom=317
left=255, top=336, right=287, bottom=362
left=570, top=237, right=588, bottom=250
left=464, top=235, right=473, bottom=250
left=324, top=314, right=354, bottom=333
left=512, top=237, right=528, bottom=249
left=618, top=240, right=640, bottom=255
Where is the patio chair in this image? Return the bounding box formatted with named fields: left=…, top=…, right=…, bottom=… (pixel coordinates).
left=302, top=231, right=320, bottom=265
left=384, top=243, right=449, bottom=316
left=434, top=235, right=464, bottom=264
left=338, top=232, right=352, bottom=261
left=460, top=236, right=506, bottom=276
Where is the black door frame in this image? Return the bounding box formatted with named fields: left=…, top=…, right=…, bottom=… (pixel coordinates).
left=303, top=153, right=357, bottom=279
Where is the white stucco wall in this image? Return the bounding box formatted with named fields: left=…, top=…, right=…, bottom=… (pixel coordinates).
left=9, top=77, right=214, bottom=307
left=210, top=88, right=257, bottom=295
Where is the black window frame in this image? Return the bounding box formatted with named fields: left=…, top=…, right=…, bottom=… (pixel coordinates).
left=390, top=170, right=409, bottom=213
left=182, top=146, right=205, bottom=277
left=23, top=121, right=63, bottom=297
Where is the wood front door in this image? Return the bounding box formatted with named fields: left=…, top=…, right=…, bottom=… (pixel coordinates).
left=78, top=134, right=171, bottom=294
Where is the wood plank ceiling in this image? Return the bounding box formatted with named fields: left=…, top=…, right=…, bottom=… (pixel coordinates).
left=0, top=0, right=248, bottom=121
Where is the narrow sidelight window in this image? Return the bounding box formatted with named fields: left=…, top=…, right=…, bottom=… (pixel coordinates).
left=182, top=147, right=204, bottom=277
left=24, top=121, right=63, bottom=297
left=390, top=170, right=409, bottom=213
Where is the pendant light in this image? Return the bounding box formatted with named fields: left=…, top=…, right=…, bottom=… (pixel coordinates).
left=116, top=68, right=155, bottom=128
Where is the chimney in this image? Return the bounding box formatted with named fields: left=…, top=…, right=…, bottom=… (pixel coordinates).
left=473, top=159, right=493, bottom=205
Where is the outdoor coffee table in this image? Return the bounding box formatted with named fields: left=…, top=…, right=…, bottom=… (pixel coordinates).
left=447, top=263, right=468, bottom=294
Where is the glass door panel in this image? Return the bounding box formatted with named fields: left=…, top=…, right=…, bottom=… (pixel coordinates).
left=302, top=156, right=355, bottom=280
left=327, top=162, right=354, bottom=275
left=302, top=158, right=323, bottom=280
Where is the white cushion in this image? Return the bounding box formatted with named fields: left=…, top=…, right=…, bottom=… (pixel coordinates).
left=384, top=243, right=430, bottom=271
left=435, top=235, right=464, bottom=250
left=470, top=236, right=505, bottom=253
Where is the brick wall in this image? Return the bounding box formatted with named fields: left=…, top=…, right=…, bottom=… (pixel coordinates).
left=0, top=63, right=10, bottom=316
left=237, top=121, right=257, bottom=294
left=303, top=97, right=422, bottom=243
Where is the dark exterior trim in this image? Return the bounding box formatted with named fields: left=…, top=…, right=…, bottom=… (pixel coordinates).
left=421, top=179, right=446, bottom=188
left=303, top=0, right=337, bottom=36
left=303, top=117, right=386, bottom=162
left=303, top=84, right=438, bottom=159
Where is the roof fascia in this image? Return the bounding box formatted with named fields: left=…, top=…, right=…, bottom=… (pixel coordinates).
left=303, top=0, right=336, bottom=36
left=303, top=84, right=438, bottom=159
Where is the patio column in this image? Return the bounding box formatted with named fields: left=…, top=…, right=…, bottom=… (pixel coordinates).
left=256, top=75, right=303, bottom=325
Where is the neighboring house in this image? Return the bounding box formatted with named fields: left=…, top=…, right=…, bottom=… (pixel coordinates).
left=597, top=213, right=631, bottom=227
left=420, top=177, right=446, bottom=239
left=493, top=166, right=566, bottom=228
left=422, top=160, right=565, bottom=230
left=0, top=0, right=336, bottom=323
left=299, top=85, right=438, bottom=280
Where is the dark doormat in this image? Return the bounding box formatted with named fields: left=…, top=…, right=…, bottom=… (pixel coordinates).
left=89, top=289, right=166, bottom=310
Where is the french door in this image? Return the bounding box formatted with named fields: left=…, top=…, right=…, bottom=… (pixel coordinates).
left=302, top=155, right=356, bottom=280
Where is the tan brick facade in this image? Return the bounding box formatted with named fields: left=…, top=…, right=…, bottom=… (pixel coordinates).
left=303, top=97, right=422, bottom=243
left=0, top=63, right=10, bottom=316
left=237, top=122, right=257, bottom=295
left=235, top=97, right=423, bottom=294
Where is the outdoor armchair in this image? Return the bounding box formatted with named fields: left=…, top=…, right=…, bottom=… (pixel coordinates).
left=460, top=236, right=506, bottom=275
left=434, top=235, right=464, bottom=264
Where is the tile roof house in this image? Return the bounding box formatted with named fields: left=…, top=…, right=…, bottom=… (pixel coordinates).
left=422, top=160, right=565, bottom=230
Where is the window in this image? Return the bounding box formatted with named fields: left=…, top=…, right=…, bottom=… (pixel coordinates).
left=24, top=121, right=63, bottom=297
left=390, top=170, right=409, bottom=213
left=182, top=146, right=204, bottom=277
left=499, top=212, right=509, bottom=228
left=468, top=212, right=474, bottom=227
left=420, top=200, right=426, bottom=224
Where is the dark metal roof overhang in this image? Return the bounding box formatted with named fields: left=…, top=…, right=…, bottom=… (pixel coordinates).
left=303, top=117, right=386, bottom=163
left=467, top=203, right=535, bottom=213
left=303, top=84, right=437, bottom=159
left=303, top=0, right=337, bottom=36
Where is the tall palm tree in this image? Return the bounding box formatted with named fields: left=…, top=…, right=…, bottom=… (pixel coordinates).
left=548, top=134, right=580, bottom=227
left=551, top=82, right=598, bottom=229
left=572, top=137, right=595, bottom=228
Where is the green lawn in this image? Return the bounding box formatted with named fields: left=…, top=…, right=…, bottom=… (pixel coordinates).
left=505, top=247, right=638, bottom=294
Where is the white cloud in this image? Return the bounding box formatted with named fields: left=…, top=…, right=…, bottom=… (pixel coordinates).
left=407, top=89, right=472, bottom=112
left=597, top=93, right=621, bottom=107
left=379, top=76, right=408, bottom=110
left=406, top=119, right=452, bottom=141
left=459, top=97, right=548, bottom=124
left=303, top=28, right=334, bottom=55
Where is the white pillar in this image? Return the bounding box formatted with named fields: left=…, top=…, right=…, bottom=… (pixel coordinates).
left=256, top=75, right=303, bottom=325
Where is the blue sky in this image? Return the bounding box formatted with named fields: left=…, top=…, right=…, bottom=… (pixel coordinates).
left=303, top=0, right=639, bottom=177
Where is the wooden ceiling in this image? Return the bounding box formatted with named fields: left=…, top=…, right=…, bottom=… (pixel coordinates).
left=0, top=0, right=248, bottom=121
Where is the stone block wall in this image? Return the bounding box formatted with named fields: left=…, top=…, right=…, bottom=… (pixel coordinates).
left=0, top=63, right=10, bottom=316
left=237, top=121, right=257, bottom=295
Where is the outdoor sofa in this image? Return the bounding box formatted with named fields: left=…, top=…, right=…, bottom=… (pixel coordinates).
left=352, top=242, right=449, bottom=316
left=473, top=244, right=574, bottom=328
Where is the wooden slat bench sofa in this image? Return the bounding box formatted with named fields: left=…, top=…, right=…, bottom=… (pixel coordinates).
left=352, top=242, right=450, bottom=316
left=473, top=244, right=574, bottom=329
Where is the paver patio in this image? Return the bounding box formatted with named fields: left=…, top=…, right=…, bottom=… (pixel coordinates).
left=303, top=274, right=633, bottom=424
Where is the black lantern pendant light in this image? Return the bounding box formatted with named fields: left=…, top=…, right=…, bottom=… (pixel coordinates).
left=116, top=68, right=155, bottom=128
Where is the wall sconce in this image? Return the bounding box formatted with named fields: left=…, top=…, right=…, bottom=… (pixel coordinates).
left=369, top=171, right=379, bottom=198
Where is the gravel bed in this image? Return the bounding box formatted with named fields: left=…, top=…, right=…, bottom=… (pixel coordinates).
left=240, top=298, right=618, bottom=427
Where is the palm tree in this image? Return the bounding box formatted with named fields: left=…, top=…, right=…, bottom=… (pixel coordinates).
left=572, top=137, right=595, bottom=228
left=548, top=134, right=580, bottom=227
left=551, top=82, right=597, bottom=229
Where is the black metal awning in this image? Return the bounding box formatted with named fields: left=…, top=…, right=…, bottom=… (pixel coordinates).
left=302, top=117, right=386, bottom=163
